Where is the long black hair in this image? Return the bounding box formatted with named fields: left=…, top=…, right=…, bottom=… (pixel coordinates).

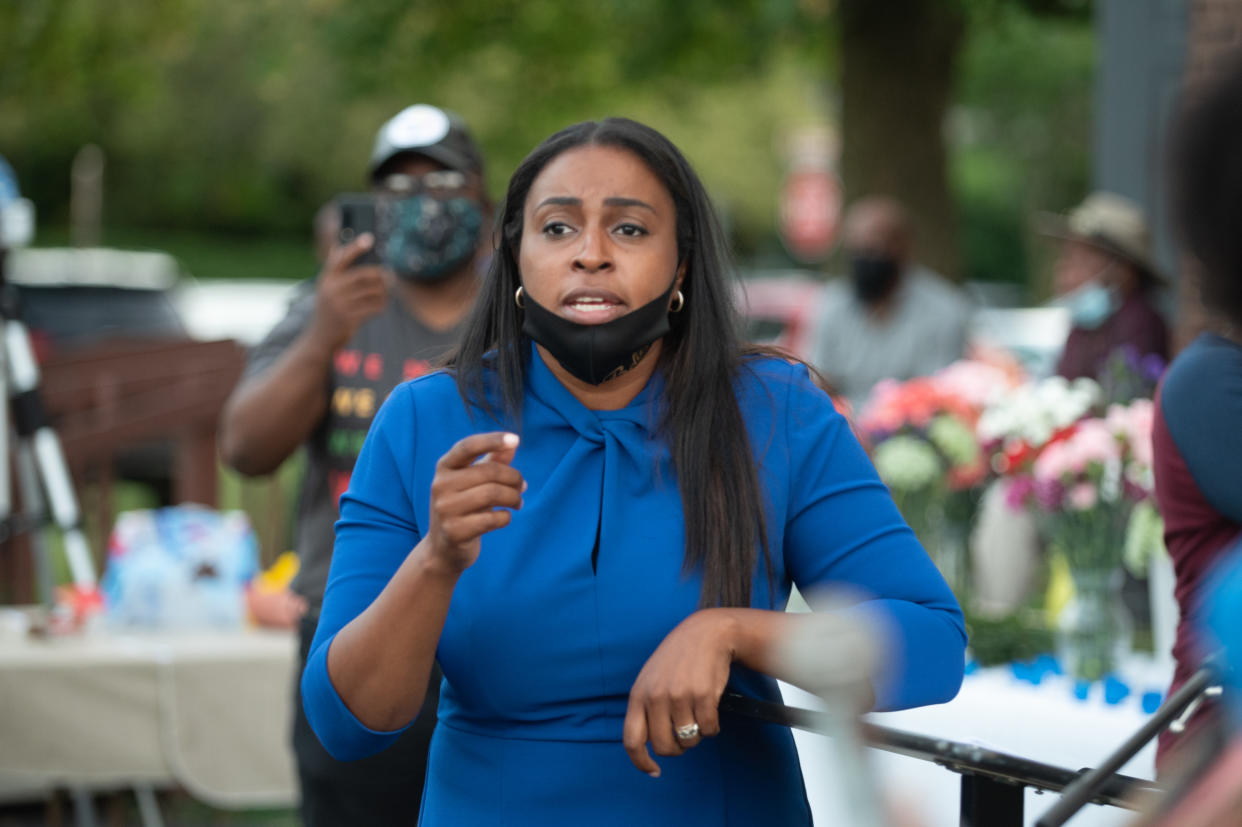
left=448, top=117, right=772, bottom=608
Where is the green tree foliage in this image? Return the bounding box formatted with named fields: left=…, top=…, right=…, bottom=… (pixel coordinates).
left=1, top=0, right=831, bottom=239
left=0, top=0, right=1093, bottom=289
left=835, top=0, right=1090, bottom=280
left=838, top=0, right=967, bottom=277
left=954, top=3, right=1095, bottom=294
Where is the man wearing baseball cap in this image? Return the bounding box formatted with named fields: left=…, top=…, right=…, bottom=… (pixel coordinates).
left=220, top=104, right=490, bottom=825
left=1043, top=191, right=1170, bottom=380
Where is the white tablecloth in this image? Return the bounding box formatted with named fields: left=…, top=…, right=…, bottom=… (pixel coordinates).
left=0, top=621, right=1171, bottom=824
left=788, top=661, right=1171, bottom=827
left=0, top=627, right=298, bottom=808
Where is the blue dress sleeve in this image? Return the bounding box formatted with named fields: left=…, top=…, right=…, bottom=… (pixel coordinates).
left=300, top=382, right=424, bottom=760
left=779, top=364, right=966, bottom=711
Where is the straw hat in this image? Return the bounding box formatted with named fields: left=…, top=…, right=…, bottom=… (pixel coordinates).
left=1039, top=192, right=1166, bottom=286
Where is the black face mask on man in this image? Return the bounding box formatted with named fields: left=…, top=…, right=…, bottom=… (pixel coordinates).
left=850, top=253, right=902, bottom=305
left=520, top=278, right=679, bottom=385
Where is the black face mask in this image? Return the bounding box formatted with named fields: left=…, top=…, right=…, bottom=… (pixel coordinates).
left=850, top=254, right=902, bottom=305
left=521, top=279, right=678, bottom=385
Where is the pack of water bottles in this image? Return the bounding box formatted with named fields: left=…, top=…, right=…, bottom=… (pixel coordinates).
left=100, top=504, right=259, bottom=629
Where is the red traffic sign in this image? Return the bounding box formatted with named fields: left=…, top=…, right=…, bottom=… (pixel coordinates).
left=779, top=167, right=842, bottom=263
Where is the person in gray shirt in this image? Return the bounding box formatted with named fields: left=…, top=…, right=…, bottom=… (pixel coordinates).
left=808, top=196, right=973, bottom=407
left=219, top=104, right=489, bottom=826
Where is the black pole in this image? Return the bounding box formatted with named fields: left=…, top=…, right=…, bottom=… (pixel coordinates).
left=961, top=774, right=1024, bottom=827
left=1035, top=665, right=1217, bottom=827
left=719, top=692, right=1159, bottom=809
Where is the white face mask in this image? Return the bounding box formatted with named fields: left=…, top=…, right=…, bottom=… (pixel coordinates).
left=1054, top=278, right=1120, bottom=329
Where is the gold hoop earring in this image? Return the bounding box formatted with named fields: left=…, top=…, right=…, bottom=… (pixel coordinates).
left=515, top=286, right=526, bottom=309
left=669, top=290, right=685, bottom=313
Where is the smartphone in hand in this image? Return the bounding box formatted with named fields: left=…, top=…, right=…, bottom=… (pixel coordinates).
left=335, top=193, right=382, bottom=267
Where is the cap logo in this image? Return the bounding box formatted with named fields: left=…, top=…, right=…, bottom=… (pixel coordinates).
left=385, top=105, right=451, bottom=149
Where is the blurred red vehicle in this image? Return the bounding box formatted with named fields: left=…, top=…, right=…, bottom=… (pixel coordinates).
left=733, top=270, right=823, bottom=360
left=733, top=270, right=861, bottom=424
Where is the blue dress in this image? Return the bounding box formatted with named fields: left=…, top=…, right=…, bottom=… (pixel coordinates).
left=302, top=347, right=965, bottom=825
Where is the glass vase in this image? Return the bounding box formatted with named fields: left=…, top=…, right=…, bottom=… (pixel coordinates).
left=927, top=512, right=971, bottom=605
left=894, top=486, right=973, bottom=605
left=1055, top=567, right=1132, bottom=682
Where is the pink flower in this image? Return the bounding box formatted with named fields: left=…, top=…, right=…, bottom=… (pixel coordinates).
left=859, top=380, right=905, bottom=434
left=1125, top=400, right=1154, bottom=467
left=1003, top=476, right=1035, bottom=510
left=1068, top=419, right=1120, bottom=469
left=859, top=376, right=976, bottom=435
left=1068, top=482, right=1098, bottom=511
left=1105, top=404, right=1130, bottom=435
left=1105, top=400, right=1154, bottom=467
left=933, top=360, right=1021, bottom=410
left=1034, top=478, right=1066, bottom=511
left=898, top=378, right=947, bottom=428
left=1033, top=440, right=1075, bottom=482
left=1031, top=416, right=1125, bottom=492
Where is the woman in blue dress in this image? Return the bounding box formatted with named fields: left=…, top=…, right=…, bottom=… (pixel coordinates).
left=302, top=117, right=966, bottom=825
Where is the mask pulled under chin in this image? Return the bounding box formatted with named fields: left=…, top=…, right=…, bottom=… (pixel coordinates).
left=521, top=281, right=677, bottom=385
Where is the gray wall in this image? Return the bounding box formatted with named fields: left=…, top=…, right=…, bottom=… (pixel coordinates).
left=1093, top=0, right=1189, bottom=291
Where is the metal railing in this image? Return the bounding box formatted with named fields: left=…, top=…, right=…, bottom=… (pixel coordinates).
left=719, top=664, right=1218, bottom=826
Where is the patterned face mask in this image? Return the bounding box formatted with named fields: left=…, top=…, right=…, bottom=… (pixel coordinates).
left=378, top=193, right=483, bottom=283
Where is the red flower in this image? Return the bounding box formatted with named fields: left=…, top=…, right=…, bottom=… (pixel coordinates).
left=948, top=457, right=988, bottom=491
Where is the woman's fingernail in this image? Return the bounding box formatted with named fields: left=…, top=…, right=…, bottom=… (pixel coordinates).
left=521, top=480, right=528, bottom=492
left=647, top=770, right=660, bottom=779
left=502, top=433, right=520, bottom=448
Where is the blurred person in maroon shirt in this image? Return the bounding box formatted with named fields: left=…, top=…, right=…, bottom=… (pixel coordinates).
left=1043, top=192, right=1169, bottom=381
left=1149, top=55, right=1242, bottom=775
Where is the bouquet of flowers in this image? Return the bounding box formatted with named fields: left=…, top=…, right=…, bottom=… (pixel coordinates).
left=859, top=360, right=1022, bottom=595
left=1015, top=400, right=1154, bottom=565
left=976, top=375, right=1102, bottom=482
left=862, top=378, right=982, bottom=491
left=994, top=395, right=1155, bottom=680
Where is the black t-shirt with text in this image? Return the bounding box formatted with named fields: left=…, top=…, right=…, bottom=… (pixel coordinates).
left=243, top=281, right=463, bottom=609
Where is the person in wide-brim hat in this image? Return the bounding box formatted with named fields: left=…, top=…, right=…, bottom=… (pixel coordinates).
left=1039, top=191, right=1170, bottom=380
left=1040, top=191, right=1168, bottom=290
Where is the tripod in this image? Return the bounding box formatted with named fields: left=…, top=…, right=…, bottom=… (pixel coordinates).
left=0, top=248, right=96, bottom=603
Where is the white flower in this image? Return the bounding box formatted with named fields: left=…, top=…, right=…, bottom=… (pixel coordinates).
left=976, top=376, right=1100, bottom=447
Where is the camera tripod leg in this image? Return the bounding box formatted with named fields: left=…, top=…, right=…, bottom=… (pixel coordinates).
left=5, top=317, right=96, bottom=587
left=14, top=441, right=53, bottom=603
left=0, top=327, right=9, bottom=524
